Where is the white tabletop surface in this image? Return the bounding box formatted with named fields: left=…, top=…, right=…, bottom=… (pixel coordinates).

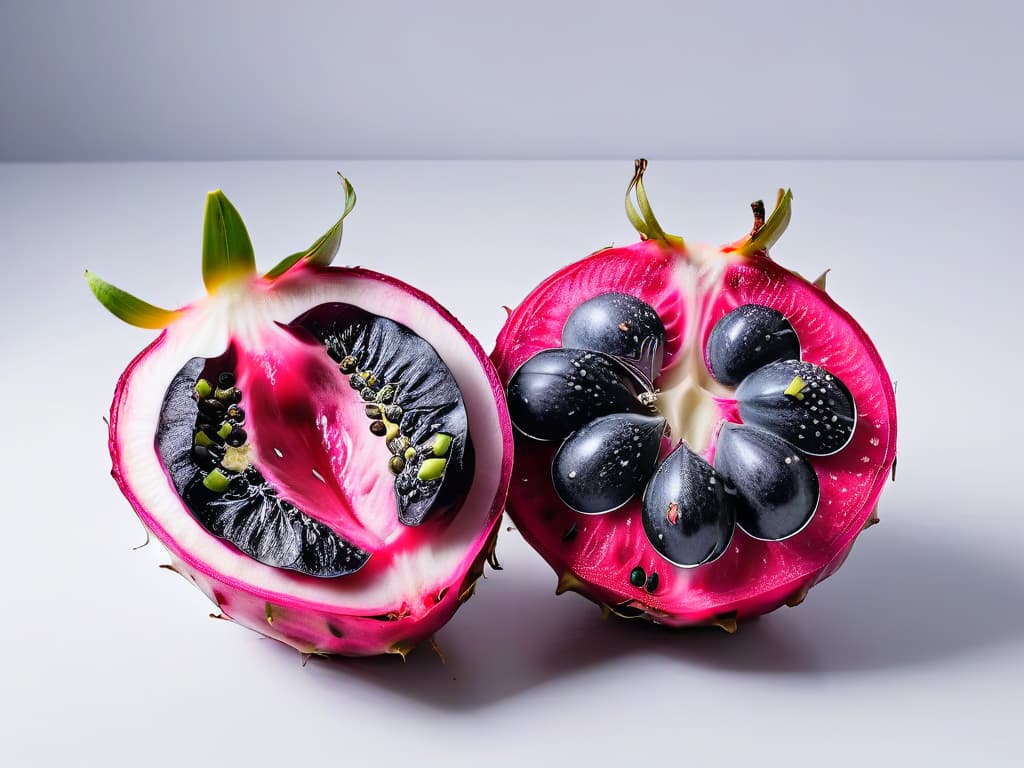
left=1, top=161, right=1020, bottom=766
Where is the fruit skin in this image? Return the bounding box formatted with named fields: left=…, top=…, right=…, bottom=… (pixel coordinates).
left=492, top=217, right=897, bottom=629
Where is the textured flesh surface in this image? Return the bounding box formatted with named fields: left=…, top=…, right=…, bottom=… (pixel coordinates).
left=492, top=240, right=897, bottom=625
left=111, top=263, right=512, bottom=656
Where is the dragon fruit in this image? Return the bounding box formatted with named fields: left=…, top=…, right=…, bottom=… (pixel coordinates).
left=492, top=160, right=897, bottom=630
left=89, top=176, right=513, bottom=657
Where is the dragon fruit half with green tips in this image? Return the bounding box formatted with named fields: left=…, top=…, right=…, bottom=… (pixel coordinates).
left=89, top=175, right=513, bottom=658
left=492, top=160, right=897, bottom=630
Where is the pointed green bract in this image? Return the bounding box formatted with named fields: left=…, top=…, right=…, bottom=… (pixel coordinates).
left=624, top=159, right=685, bottom=249
left=85, top=271, right=181, bottom=329
left=202, top=190, right=256, bottom=291
left=737, top=188, right=793, bottom=256
left=265, top=173, right=357, bottom=279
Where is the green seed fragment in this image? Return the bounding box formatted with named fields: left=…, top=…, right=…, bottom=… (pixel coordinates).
left=203, top=469, right=230, bottom=493
left=418, top=457, right=447, bottom=482
left=217, top=422, right=233, bottom=439
left=404, top=447, right=417, bottom=461
left=432, top=433, right=452, bottom=457
left=214, top=386, right=238, bottom=402
left=194, top=431, right=215, bottom=447
left=195, top=379, right=212, bottom=398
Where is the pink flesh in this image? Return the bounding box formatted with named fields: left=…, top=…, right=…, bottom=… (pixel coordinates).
left=109, top=264, right=513, bottom=657
left=238, top=324, right=398, bottom=552
left=492, top=242, right=897, bottom=625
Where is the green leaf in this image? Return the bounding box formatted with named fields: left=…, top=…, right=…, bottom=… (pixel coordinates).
left=264, top=173, right=357, bottom=279
left=202, top=190, right=256, bottom=291
left=85, top=271, right=182, bottom=329
left=737, top=188, right=793, bottom=256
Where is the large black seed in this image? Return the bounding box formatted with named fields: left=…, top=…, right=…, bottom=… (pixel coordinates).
left=714, top=423, right=819, bottom=541
left=736, top=359, right=856, bottom=456
left=562, top=292, right=666, bottom=380
left=157, top=358, right=369, bottom=578
left=642, top=443, right=735, bottom=567
left=292, top=303, right=474, bottom=527
left=506, top=348, right=650, bottom=442
left=706, top=304, right=800, bottom=386
left=552, top=413, right=665, bottom=514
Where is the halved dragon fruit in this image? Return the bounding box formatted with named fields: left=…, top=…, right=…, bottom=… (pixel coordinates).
left=89, top=176, right=513, bottom=657
left=492, top=160, right=897, bottom=630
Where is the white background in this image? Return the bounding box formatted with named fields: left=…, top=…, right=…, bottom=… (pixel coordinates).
left=2, top=1, right=1022, bottom=161
left=1, top=1, right=1023, bottom=766
left=1, top=159, right=1021, bottom=765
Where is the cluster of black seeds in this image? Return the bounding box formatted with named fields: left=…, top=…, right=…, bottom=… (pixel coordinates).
left=505, top=294, right=858, bottom=583
left=158, top=357, right=370, bottom=578
left=188, top=370, right=251, bottom=494
left=293, top=302, right=472, bottom=527
left=335, top=339, right=452, bottom=506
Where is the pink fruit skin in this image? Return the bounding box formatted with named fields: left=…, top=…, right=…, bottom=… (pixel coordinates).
left=110, top=267, right=513, bottom=657
left=492, top=241, right=897, bottom=627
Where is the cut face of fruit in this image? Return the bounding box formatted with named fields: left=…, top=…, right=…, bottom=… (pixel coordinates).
left=491, top=161, right=897, bottom=627
left=91, top=177, right=512, bottom=657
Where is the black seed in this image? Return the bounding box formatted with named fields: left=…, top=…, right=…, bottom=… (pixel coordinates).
left=714, top=423, right=819, bottom=541
left=369, top=420, right=387, bottom=436
left=197, top=398, right=226, bottom=418
left=226, top=405, right=245, bottom=424
left=645, top=572, right=660, bottom=593
left=552, top=413, right=665, bottom=514
left=507, top=348, right=651, bottom=442
left=340, top=355, right=357, bottom=373
left=226, top=427, right=247, bottom=447
left=389, top=455, right=406, bottom=474
left=388, top=436, right=411, bottom=455
left=365, top=404, right=382, bottom=419
left=190, top=445, right=217, bottom=470
left=360, top=387, right=376, bottom=401
left=377, top=384, right=397, bottom=404
left=218, top=372, right=235, bottom=388
left=629, top=566, right=646, bottom=587
left=228, top=475, right=250, bottom=494
left=384, top=404, right=403, bottom=422
left=735, top=360, right=856, bottom=456
left=562, top=292, right=666, bottom=380
left=349, top=374, right=365, bottom=390
left=706, top=304, right=801, bottom=386
left=642, top=443, right=735, bottom=567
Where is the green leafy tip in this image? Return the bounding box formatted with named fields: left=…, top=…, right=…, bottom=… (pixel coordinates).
left=264, top=173, right=357, bottom=279
left=202, top=190, right=256, bottom=291
left=736, top=188, right=793, bottom=256
left=624, top=159, right=685, bottom=249
left=85, top=271, right=182, bottom=329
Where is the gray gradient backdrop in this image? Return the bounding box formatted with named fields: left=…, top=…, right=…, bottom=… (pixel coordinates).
left=2, top=0, right=1023, bottom=161
left=1, top=3, right=1022, bottom=768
